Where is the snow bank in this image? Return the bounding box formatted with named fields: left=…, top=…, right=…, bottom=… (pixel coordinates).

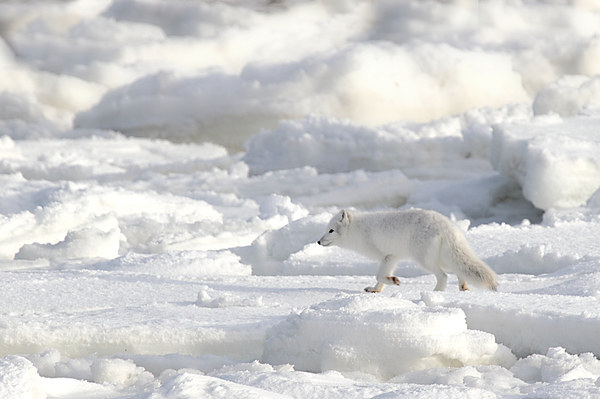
left=423, top=291, right=600, bottom=358
left=244, top=115, right=487, bottom=176
left=469, top=211, right=600, bottom=264
left=263, top=295, right=515, bottom=380
left=0, top=356, right=44, bottom=399
left=243, top=168, right=414, bottom=212
left=491, top=114, right=600, bottom=210
left=74, top=41, right=527, bottom=150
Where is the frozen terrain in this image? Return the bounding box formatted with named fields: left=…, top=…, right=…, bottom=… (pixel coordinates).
left=1, top=0, right=600, bottom=398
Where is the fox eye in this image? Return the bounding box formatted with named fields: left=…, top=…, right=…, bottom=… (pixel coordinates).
left=329, top=229, right=334, bottom=233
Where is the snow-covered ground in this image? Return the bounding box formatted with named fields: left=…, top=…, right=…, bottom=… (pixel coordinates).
left=1, top=0, right=600, bottom=397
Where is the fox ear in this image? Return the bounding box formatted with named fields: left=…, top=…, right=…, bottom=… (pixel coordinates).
left=339, top=209, right=351, bottom=225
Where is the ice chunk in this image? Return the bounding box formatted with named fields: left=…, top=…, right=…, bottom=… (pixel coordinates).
left=258, top=194, right=309, bottom=225
left=423, top=291, right=600, bottom=358
left=263, top=295, right=515, bottom=380
left=196, top=286, right=263, bottom=308
left=511, top=347, right=600, bottom=384
left=491, top=115, right=600, bottom=210
left=90, top=358, right=149, bottom=387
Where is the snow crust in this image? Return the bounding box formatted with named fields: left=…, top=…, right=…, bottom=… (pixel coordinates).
left=1, top=0, right=600, bottom=398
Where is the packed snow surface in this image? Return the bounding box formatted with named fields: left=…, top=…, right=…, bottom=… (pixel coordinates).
left=1, top=0, right=600, bottom=398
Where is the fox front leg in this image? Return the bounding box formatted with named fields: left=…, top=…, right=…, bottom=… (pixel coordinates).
left=364, top=255, right=401, bottom=293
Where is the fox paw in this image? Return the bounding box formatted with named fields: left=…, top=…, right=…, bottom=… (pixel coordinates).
left=387, top=276, right=401, bottom=285
left=364, top=286, right=382, bottom=293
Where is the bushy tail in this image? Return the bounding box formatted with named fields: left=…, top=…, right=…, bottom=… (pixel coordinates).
left=443, top=231, right=498, bottom=291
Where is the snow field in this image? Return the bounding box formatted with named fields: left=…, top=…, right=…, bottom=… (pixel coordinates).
left=1, top=0, right=600, bottom=398
left=3, top=272, right=600, bottom=398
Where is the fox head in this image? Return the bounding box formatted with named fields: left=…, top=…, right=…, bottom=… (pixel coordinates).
left=317, top=209, right=351, bottom=247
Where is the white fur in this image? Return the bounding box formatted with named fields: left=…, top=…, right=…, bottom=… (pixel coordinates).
left=318, top=209, right=498, bottom=292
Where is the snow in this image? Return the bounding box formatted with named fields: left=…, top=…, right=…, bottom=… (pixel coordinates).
left=262, top=295, right=516, bottom=380
left=1, top=0, right=600, bottom=398
left=423, top=291, right=600, bottom=358
left=533, top=75, right=600, bottom=117
left=491, top=114, right=600, bottom=210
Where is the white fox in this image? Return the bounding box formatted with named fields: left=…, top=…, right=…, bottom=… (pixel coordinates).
left=317, top=209, right=498, bottom=292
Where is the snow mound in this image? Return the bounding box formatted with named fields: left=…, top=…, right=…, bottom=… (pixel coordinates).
left=486, top=243, right=582, bottom=275
left=533, top=75, right=600, bottom=117
left=491, top=115, right=600, bottom=210
left=512, top=347, right=600, bottom=384
left=0, top=181, right=223, bottom=260
left=423, top=291, right=600, bottom=358
left=90, top=358, right=149, bottom=387
left=0, top=356, right=44, bottom=399
left=158, top=373, right=289, bottom=399
left=101, top=250, right=250, bottom=277
left=16, top=224, right=121, bottom=261
left=239, top=211, right=379, bottom=276
left=196, top=286, right=263, bottom=308
left=258, top=194, right=309, bottom=229
left=240, top=213, right=332, bottom=276
left=262, top=295, right=515, bottom=380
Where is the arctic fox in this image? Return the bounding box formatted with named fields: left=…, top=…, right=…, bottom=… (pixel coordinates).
left=317, top=209, right=498, bottom=292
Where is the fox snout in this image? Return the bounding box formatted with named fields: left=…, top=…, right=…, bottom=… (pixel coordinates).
left=317, top=236, right=332, bottom=246
left=317, top=236, right=327, bottom=246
